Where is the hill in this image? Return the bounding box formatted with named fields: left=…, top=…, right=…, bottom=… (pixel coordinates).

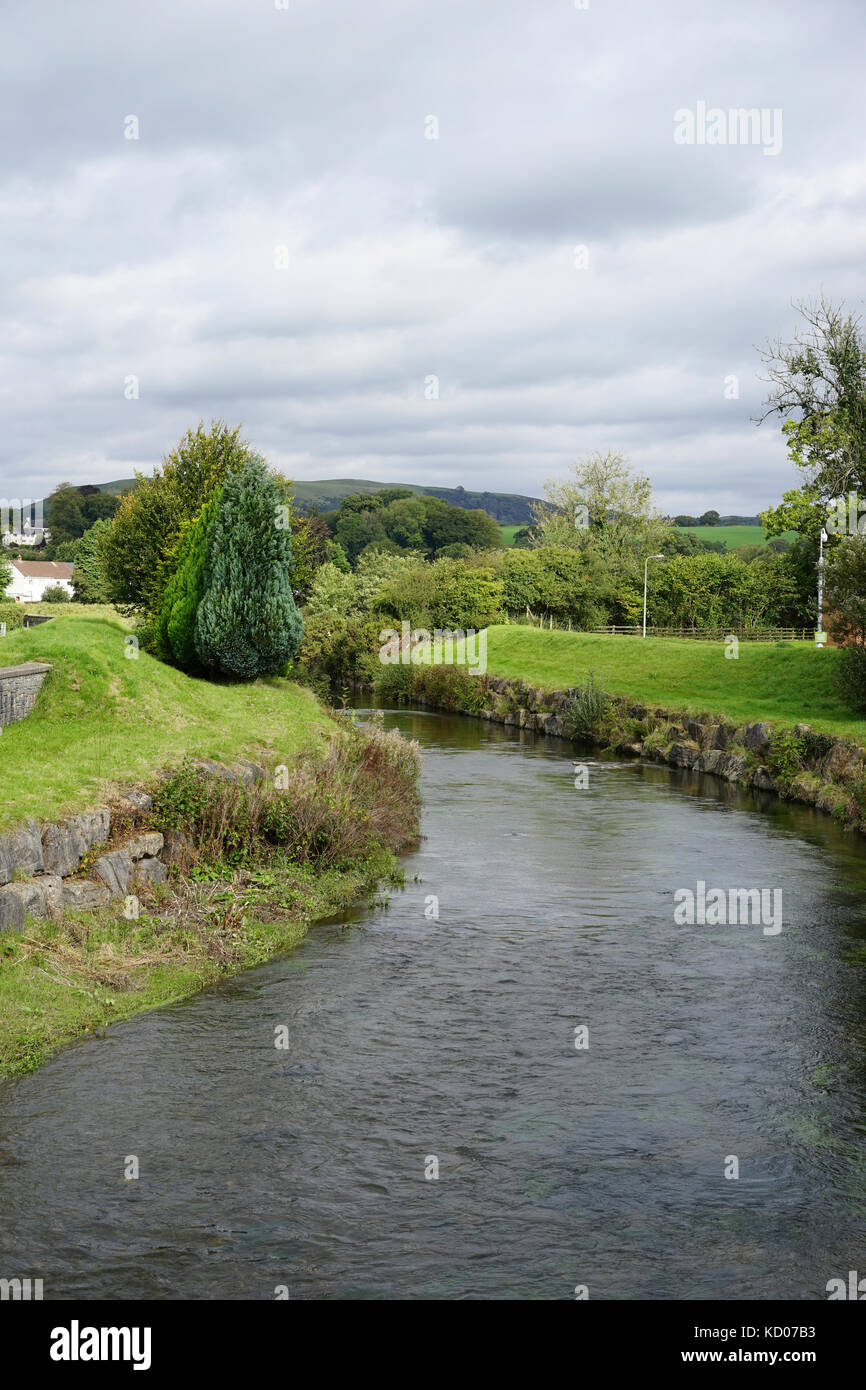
left=81, top=476, right=540, bottom=525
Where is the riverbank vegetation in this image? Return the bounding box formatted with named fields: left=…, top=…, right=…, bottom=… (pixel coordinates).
left=0, top=717, right=421, bottom=1079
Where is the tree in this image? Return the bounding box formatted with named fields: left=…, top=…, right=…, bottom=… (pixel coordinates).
left=154, top=492, right=221, bottom=666
left=45, top=484, right=86, bottom=546
left=0, top=554, right=11, bottom=596
left=697, top=509, right=721, bottom=527
left=378, top=557, right=504, bottom=630
left=824, top=535, right=866, bottom=645
left=101, top=420, right=252, bottom=615
left=502, top=547, right=604, bottom=625
left=306, top=561, right=359, bottom=618
left=532, top=451, right=669, bottom=620
left=194, top=458, right=304, bottom=678
left=758, top=296, right=866, bottom=535
left=71, top=518, right=112, bottom=603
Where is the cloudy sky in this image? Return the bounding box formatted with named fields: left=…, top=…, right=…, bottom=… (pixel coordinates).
left=2, top=0, right=865, bottom=515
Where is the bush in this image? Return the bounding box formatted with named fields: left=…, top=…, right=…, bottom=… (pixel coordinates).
left=151, top=723, right=421, bottom=871
left=41, top=585, right=71, bottom=603
left=836, top=643, right=866, bottom=713
left=764, top=730, right=805, bottom=786
left=0, top=601, right=25, bottom=631
left=565, top=671, right=610, bottom=737
left=373, top=663, right=417, bottom=704
left=411, top=664, right=489, bottom=714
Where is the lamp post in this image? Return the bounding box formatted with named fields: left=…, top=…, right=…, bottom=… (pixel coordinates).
left=816, top=527, right=828, bottom=647
left=643, top=554, right=665, bottom=638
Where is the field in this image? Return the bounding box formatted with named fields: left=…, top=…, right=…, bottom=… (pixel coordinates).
left=499, top=524, right=526, bottom=545
left=479, top=626, right=866, bottom=740
left=673, top=525, right=799, bottom=549
left=0, top=610, right=334, bottom=829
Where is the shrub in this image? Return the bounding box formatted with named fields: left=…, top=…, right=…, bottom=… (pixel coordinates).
left=565, top=671, right=610, bottom=738
left=764, top=730, right=805, bottom=786
left=413, top=664, right=489, bottom=714
left=41, top=585, right=71, bottom=603
left=151, top=723, right=421, bottom=871
left=836, top=643, right=866, bottom=714
left=799, top=729, right=837, bottom=763
left=374, top=663, right=417, bottom=704
left=0, top=601, right=25, bottom=630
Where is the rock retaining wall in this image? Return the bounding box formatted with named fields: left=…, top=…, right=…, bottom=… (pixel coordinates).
left=0, top=758, right=266, bottom=932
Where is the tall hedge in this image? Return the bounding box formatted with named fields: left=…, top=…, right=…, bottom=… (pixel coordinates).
left=194, top=458, right=303, bottom=678
left=154, top=490, right=221, bottom=667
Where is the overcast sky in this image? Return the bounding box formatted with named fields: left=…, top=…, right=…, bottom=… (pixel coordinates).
left=2, top=0, right=865, bottom=515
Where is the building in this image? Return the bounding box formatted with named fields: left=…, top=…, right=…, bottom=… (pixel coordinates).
left=1, top=525, right=51, bottom=548
left=4, top=559, right=74, bottom=602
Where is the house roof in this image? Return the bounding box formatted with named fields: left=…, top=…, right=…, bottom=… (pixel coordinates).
left=9, top=560, right=74, bottom=579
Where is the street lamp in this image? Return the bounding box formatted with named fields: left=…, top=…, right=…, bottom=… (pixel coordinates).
left=643, top=554, right=665, bottom=638
left=816, top=527, right=828, bottom=647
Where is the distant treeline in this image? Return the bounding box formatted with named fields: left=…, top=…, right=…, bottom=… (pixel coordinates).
left=672, top=511, right=762, bottom=526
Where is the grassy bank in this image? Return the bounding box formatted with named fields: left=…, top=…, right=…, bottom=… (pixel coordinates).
left=478, top=628, right=866, bottom=740
left=0, top=611, right=334, bottom=829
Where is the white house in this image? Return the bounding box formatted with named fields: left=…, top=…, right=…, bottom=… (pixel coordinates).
left=4, top=559, right=74, bottom=602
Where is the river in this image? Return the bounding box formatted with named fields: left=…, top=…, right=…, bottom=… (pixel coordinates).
left=1, top=706, right=865, bottom=1299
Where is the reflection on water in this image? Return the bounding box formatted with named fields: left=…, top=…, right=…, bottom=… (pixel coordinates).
left=1, top=706, right=865, bottom=1300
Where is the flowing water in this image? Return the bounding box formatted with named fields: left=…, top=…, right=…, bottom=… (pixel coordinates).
left=1, top=707, right=866, bottom=1300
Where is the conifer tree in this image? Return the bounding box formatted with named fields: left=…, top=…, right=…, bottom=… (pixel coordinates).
left=194, top=458, right=303, bottom=678
left=155, top=490, right=221, bottom=667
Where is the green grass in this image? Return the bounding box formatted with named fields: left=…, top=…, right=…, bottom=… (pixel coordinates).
left=499, top=524, right=526, bottom=545
left=0, top=611, right=334, bottom=829
left=673, top=525, right=799, bottom=550
left=480, top=627, right=866, bottom=740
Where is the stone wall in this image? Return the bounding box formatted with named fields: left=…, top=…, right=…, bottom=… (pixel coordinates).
left=0, top=759, right=266, bottom=933
left=0, top=662, right=51, bottom=726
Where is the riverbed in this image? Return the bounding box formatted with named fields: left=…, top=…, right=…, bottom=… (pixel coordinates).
left=1, top=706, right=865, bottom=1299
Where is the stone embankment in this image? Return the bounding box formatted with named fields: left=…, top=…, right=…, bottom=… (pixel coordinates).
left=0, top=758, right=266, bottom=932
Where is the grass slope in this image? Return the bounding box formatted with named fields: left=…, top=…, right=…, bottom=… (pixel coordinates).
left=0, top=611, right=333, bottom=829
left=482, top=627, right=866, bottom=740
